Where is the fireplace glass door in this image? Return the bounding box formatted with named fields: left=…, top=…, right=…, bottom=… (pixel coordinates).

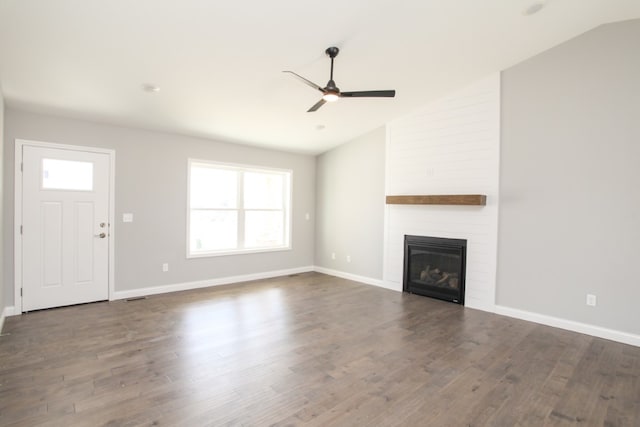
left=403, top=235, right=466, bottom=304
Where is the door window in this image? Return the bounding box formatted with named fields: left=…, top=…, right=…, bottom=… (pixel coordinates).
left=42, top=158, right=94, bottom=191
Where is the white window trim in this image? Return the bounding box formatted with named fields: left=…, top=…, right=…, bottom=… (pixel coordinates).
left=186, top=158, right=293, bottom=258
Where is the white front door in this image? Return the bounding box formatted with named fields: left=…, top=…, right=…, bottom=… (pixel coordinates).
left=21, top=145, right=111, bottom=311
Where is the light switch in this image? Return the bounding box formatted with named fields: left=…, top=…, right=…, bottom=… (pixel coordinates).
left=122, top=213, right=133, bottom=223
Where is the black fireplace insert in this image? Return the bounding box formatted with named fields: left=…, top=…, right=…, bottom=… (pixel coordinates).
left=403, top=235, right=467, bottom=305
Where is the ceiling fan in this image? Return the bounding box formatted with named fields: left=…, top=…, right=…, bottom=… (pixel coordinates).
left=283, top=46, right=396, bottom=112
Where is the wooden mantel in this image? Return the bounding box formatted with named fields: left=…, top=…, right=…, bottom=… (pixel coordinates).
left=385, top=194, right=487, bottom=206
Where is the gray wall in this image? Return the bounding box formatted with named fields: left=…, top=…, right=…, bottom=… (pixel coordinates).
left=497, top=20, right=640, bottom=335
left=3, top=109, right=315, bottom=305
left=315, top=127, right=385, bottom=280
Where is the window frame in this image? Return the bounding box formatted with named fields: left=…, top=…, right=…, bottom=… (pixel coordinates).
left=186, top=158, right=292, bottom=258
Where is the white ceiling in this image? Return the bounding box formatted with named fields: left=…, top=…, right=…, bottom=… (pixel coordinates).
left=1, top=1, right=639, bottom=155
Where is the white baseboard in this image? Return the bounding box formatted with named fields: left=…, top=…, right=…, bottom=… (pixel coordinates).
left=111, top=266, right=315, bottom=300
left=8, top=267, right=638, bottom=348
left=464, top=300, right=496, bottom=314
left=494, top=305, right=640, bottom=347
left=312, top=268, right=640, bottom=348
left=313, top=266, right=393, bottom=291
left=1, top=306, right=17, bottom=333
left=112, top=265, right=389, bottom=302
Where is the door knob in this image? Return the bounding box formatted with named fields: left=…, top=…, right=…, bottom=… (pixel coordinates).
left=95, top=232, right=106, bottom=238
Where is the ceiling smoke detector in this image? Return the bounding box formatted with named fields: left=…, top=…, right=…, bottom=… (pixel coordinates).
left=142, top=84, right=160, bottom=93
left=523, top=2, right=546, bottom=16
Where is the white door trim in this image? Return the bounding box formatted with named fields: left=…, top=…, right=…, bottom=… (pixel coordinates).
left=14, top=139, right=116, bottom=312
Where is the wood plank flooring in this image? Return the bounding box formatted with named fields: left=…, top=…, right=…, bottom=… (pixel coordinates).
left=1, top=272, right=639, bottom=426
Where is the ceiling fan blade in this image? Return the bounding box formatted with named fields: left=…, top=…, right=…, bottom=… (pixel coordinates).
left=283, top=71, right=324, bottom=93
left=340, top=90, right=396, bottom=98
left=307, top=99, right=327, bottom=112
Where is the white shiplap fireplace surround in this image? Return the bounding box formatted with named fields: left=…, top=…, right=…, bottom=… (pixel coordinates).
left=383, top=74, right=500, bottom=312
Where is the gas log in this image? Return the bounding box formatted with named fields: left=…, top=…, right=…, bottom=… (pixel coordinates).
left=418, top=267, right=459, bottom=289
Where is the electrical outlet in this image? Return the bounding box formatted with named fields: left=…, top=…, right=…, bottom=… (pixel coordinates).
left=346, top=255, right=351, bottom=263
left=162, top=263, right=169, bottom=272
left=331, top=252, right=336, bottom=260
left=586, top=294, right=596, bottom=307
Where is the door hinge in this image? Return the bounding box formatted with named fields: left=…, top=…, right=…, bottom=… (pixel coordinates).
left=20, top=225, right=23, bottom=235
left=20, top=288, right=23, bottom=297
left=21, top=162, right=23, bottom=172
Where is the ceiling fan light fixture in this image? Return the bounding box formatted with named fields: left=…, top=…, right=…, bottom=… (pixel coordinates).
left=322, top=92, right=339, bottom=102
left=284, top=46, right=395, bottom=112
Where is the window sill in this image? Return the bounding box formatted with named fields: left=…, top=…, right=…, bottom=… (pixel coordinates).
left=187, top=245, right=292, bottom=259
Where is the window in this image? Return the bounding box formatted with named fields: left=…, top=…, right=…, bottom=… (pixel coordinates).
left=188, top=160, right=291, bottom=257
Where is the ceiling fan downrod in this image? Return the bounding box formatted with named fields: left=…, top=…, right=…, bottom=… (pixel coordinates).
left=325, top=46, right=339, bottom=82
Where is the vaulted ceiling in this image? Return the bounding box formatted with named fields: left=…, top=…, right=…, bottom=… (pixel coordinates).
left=1, top=0, right=639, bottom=154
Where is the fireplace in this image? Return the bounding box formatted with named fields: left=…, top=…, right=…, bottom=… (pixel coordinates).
left=403, top=235, right=467, bottom=304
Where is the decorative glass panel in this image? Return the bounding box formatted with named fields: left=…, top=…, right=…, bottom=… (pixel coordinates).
left=42, top=159, right=93, bottom=191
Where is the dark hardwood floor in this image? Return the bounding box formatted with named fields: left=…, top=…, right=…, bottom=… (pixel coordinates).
left=1, top=272, right=639, bottom=426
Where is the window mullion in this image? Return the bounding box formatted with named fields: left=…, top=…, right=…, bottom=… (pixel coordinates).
left=237, top=170, right=245, bottom=249
left=281, top=175, right=287, bottom=245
